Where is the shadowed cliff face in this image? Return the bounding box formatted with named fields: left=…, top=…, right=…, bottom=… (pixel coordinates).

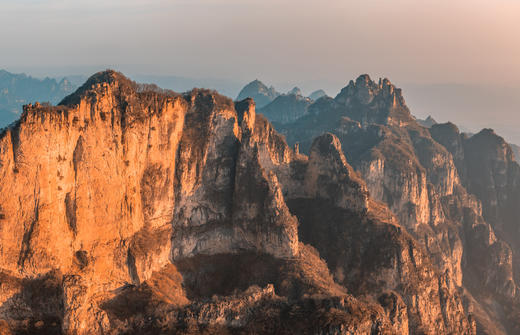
left=274, top=74, right=520, bottom=334
left=0, top=71, right=478, bottom=334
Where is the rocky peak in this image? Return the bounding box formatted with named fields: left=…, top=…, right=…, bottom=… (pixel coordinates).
left=236, top=79, right=280, bottom=108
left=336, top=74, right=403, bottom=105
left=287, top=86, right=302, bottom=96
left=332, top=74, right=412, bottom=127
left=417, top=115, right=437, bottom=128
left=308, top=89, right=327, bottom=101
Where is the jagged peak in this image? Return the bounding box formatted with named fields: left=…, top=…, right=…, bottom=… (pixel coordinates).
left=332, top=74, right=411, bottom=127
left=337, top=74, right=402, bottom=102
left=242, top=79, right=269, bottom=91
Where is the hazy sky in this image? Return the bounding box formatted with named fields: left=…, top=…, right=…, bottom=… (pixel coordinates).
left=1, top=0, right=519, bottom=141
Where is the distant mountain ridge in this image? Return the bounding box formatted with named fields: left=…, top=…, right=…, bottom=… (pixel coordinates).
left=416, top=115, right=437, bottom=128
left=237, top=80, right=328, bottom=123
left=0, top=69, right=78, bottom=127
left=309, top=89, right=327, bottom=100
left=257, top=93, right=312, bottom=124
left=236, top=79, right=280, bottom=108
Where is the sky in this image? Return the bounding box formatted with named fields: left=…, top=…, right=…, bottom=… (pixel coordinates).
left=1, top=0, right=519, bottom=142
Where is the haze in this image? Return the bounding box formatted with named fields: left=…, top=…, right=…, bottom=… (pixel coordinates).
left=1, top=0, right=519, bottom=142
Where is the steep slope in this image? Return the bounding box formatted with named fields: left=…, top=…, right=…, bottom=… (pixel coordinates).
left=277, top=74, right=520, bottom=334
left=0, top=70, right=77, bottom=128
left=0, top=70, right=478, bottom=334
left=236, top=79, right=279, bottom=108
left=430, top=124, right=520, bottom=333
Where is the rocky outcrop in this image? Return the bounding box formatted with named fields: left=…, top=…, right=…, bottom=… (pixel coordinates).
left=276, top=74, right=520, bottom=334
left=0, top=70, right=478, bottom=334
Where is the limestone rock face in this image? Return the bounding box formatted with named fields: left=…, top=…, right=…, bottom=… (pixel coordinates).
left=0, top=71, right=449, bottom=334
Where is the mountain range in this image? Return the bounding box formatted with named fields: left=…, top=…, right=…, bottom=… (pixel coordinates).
left=0, top=70, right=79, bottom=128
left=0, top=71, right=519, bottom=334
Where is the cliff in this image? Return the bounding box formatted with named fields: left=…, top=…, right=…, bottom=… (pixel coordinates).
left=0, top=70, right=479, bottom=334
left=276, top=74, right=520, bottom=334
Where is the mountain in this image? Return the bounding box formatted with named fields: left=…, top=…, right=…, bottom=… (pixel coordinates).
left=2, top=71, right=520, bottom=335
left=287, top=86, right=302, bottom=96
left=0, top=70, right=78, bottom=128
left=276, top=74, right=520, bottom=334
left=257, top=93, right=312, bottom=124
left=309, top=89, right=327, bottom=100
left=416, top=115, right=437, bottom=128
left=236, top=79, right=280, bottom=108
left=0, top=70, right=482, bottom=334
